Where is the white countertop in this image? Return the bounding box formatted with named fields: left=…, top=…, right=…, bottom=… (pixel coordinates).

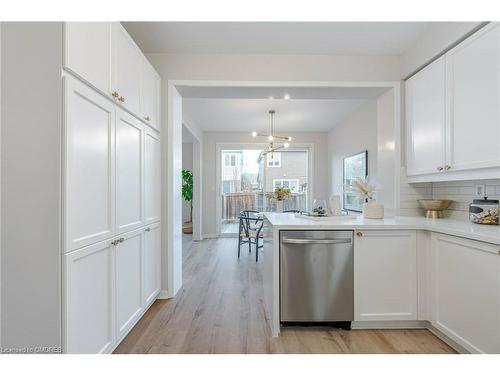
left=263, top=212, right=500, bottom=245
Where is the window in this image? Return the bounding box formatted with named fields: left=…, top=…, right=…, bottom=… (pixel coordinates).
left=224, top=153, right=237, bottom=167
left=343, top=151, right=368, bottom=212
left=267, top=152, right=281, bottom=167
left=273, top=179, right=299, bottom=193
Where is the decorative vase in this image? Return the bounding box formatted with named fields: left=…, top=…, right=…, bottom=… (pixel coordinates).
left=276, top=200, right=284, bottom=213
left=363, top=200, right=384, bottom=219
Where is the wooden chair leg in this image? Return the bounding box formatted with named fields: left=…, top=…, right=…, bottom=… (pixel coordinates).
left=248, top=237, right=251, bottom=253
left=238, top=234, right=241, bottom=258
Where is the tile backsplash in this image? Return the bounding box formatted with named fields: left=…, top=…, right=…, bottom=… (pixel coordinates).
left=399, top=169, right=500, bottom=220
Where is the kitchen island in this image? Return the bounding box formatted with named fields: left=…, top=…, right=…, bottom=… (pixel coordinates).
left=262, top=212, right=500, bottom=353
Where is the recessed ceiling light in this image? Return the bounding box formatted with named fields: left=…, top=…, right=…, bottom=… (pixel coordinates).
left=268, top=95, right=274, bottom=100
left=284, top=93, right=291, bottom=100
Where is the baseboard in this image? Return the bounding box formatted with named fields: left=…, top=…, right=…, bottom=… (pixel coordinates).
left=351, top=320, right=429, bottom=330
left=157, top=290, right=171, bottom=299
left=427, top=325, right=470, bottom=354
left=202, top=234, right=218, bottom=239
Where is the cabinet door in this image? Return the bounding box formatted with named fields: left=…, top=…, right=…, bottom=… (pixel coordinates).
left=65, top=76, right=115, bottom=251
left=64, top=22, right=111, bottom=95
left=354, top=230, right=417, bottom=321
left=140, top=57, right=161, bottom=130
left=143, top=222, right=161, bottom=306
left=446, top=23, right=500, bottom=171
left=145, top=128, right=161, bottom=223
left=111, top=23, right=141, bottom=115
left=431, top=233, right=500, bottom=353
left=115, top=229, right=143, bottom=340
left=116, top=109, right=144, bottom=234
left=64, top=240, right=115, bottom=353
left=406, top=56, right=446, bottom=176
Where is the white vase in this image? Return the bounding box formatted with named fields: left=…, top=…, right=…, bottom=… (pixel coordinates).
left=276, top=200, right=284, bottom=213
left=363, top=200, right=384, bottom=219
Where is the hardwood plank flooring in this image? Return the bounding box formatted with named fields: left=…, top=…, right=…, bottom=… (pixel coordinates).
left=114, top=236, right=456, bottom=354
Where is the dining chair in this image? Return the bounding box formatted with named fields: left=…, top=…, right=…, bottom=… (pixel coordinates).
left=238, top=210, right=264, bottom=262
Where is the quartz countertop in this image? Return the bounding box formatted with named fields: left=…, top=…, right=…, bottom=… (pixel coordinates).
left=263, top=212, right=500, bottom=246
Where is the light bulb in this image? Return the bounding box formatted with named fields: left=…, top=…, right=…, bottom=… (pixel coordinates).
left=251, top=131, right=257, bottom=137
left=284, top=142, right=290, bottom=148
left=287, top=136, right=292, bottom=141
left=268, top=135, right=274, bottom=141
left=284, top=93, right=290, bottom=100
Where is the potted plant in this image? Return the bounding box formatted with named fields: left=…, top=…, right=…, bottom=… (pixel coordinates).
left=348, top=177, right=384, bottom=219
left=182, top=169, right=193, bottom=234
left=266, top=187, right=291, bottom=213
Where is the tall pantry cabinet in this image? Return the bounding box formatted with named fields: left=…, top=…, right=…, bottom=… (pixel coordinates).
left=0, top=22, right=162, bottom=353
left=63, top=22, right=162, bottom=353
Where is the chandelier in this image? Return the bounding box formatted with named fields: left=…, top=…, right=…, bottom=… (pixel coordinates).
left=252, top=110, right=292, bottom=157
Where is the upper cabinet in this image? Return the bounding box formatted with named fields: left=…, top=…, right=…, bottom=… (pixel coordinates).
left=406, top=56, right=446, bottom=176
left=64, top=22, right=160, bottom=130
left=64, top=22, right=111, bottom=95
left=446, top=24, right=500, bottom=172
left=406, top=23, right=500, bottom=182
left=111, top=23, right=142, bottom=115
left=140, top=57, right=161, bottom=130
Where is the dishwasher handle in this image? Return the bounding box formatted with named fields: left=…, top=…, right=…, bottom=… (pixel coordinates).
left=281, top=238, right=352, bottom=245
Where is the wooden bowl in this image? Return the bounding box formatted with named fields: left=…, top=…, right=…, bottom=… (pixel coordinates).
left=418, top=199, right=453, bottom=218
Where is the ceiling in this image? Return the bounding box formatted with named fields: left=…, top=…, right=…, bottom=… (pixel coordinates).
left=181, top=85, right=389, bottom=132
left=183, top=98, right=369, bottom=133
left=123, top=22, right=431, bottom=55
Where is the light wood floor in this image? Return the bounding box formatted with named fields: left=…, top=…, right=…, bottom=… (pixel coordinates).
left=114, top=236, right=456, bottom=354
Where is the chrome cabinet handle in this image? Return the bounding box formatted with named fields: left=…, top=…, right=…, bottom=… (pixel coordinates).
left=144, top=116, right=151, bottom=122
left=111, top=239, right=119, bottom=246
left=145, top=227, right=151, bottom=232
left=111, top=91, right=119, bottom=99
left=444, top=165, right=452, bottom=171
left=282, top=238, right=352, bottom=245
left=437, top=166, right=444, bottom=172
left=356, top=232, right=363, bottom=237
left=118, top=96, right=125, bottom=103
left=119, top=237, right=125, bottom=243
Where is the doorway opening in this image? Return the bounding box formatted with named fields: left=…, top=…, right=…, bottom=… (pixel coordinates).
left=219, top=148, right=309, bottom=235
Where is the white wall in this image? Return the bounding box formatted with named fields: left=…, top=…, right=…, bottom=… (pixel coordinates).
left=202, top=131, right=328, bottom=237
left=149, top=53, right=402, bottom=82
left=1, top=22, right=63, bottom=349
left=327, top=101, right=378, bottom=206
left=400, top=22, right=484, bottom=78
left=182, top=142, right=193, bottom=223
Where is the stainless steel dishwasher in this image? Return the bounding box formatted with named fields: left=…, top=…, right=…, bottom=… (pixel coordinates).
left=280, top=230, right=353, bottom=328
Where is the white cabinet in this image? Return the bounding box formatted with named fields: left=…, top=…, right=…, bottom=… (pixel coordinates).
left=405, top=23, right=500, bottom=182
left=116, top=109, right=144, bottom=234
left=140, top=57, right=161, bottom=130
left=143, top=222, right=161, bottom=306
left=115, top=229, right=144, bottom=340
left=145, top=127, right=161, bottom=224
left=111, top=23, right=142, bottom=115
left=64, top=240, right=115, bottom=354
left=64, top=22, right=111, bottom=95
left=446, top=23, right=500, bottom=172
left=354, top=230, right=417, bottom=321
left=65, top=76, right=115, bottom=252
left=431, top=233, right=500, bottom=354
left=406, top=56, right=446, bottom=176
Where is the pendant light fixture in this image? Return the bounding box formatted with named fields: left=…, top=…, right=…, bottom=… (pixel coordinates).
left=252, top=110, right=292, bottom=158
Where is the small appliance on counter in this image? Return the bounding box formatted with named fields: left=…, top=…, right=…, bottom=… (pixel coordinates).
left=469, top=197, right=499, bottom=225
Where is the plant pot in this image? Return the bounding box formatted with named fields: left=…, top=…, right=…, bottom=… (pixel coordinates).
left=182, top=221, right=193, bottom=234
left=276, top=200, right=284, bottom=213
left=363, top=201, right=384, bottom=219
